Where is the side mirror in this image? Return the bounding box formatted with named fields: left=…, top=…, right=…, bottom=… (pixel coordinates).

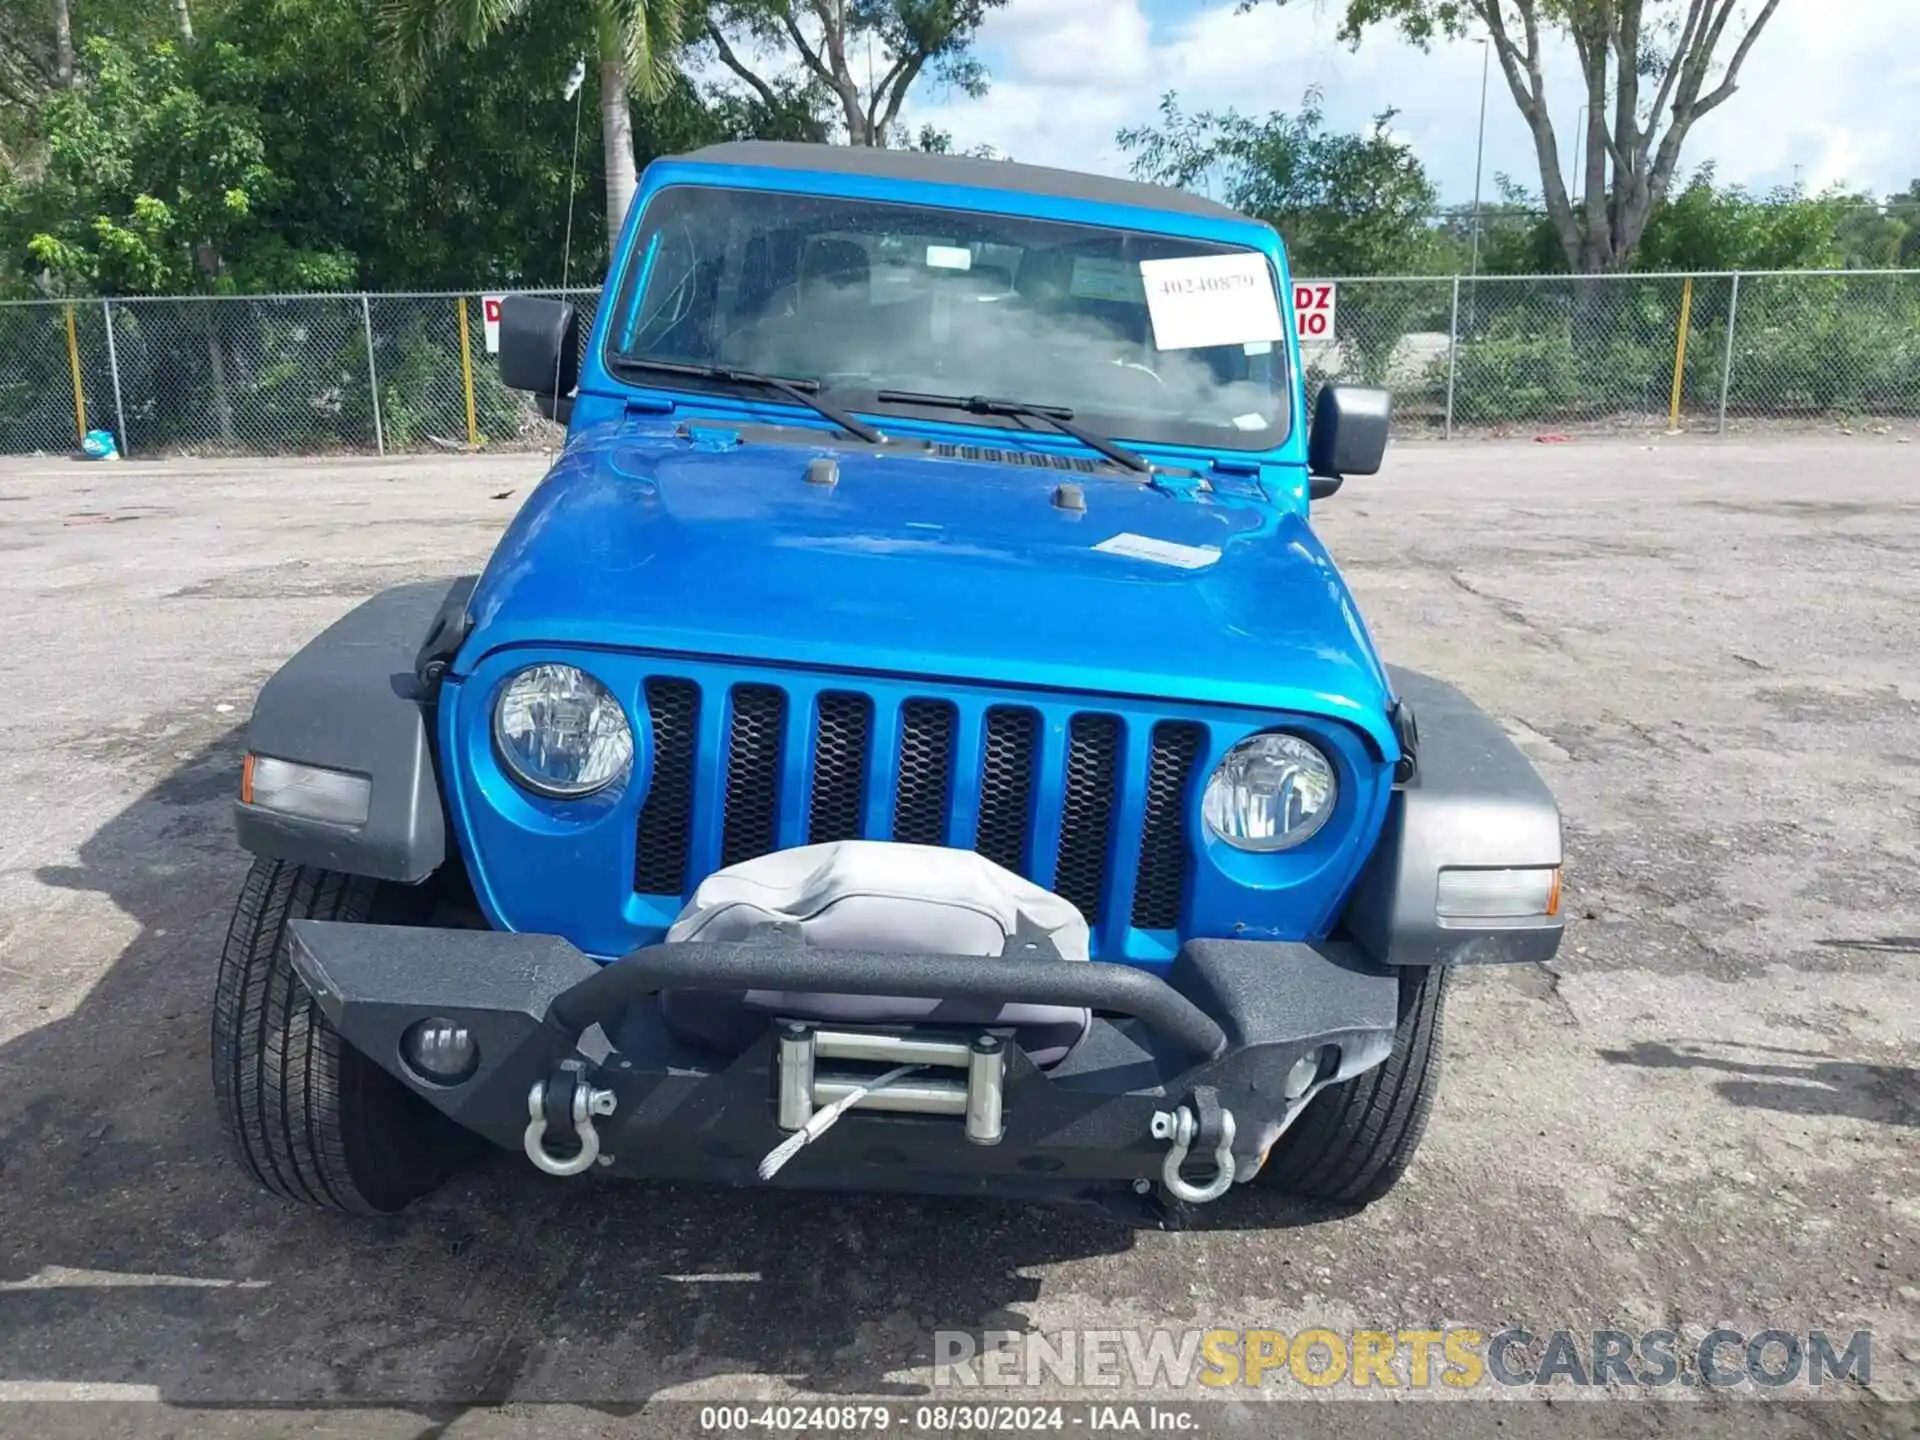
left=1307, top=385, right=1392, bottom=500
left=499, top=296, right=580, bottom=424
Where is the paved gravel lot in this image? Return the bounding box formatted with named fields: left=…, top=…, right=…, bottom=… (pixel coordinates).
left=0, top=438, right=1915, bottom=1437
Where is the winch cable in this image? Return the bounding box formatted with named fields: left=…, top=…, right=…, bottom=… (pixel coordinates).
left=757, top=1064, right=921, bottom=1180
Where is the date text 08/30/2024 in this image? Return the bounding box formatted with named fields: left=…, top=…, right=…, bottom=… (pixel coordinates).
left=697, top=1404, right=1195, bottom=1433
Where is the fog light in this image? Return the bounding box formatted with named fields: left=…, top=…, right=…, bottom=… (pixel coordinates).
left=1435, top=867, right=1561, bottom=920
left=1284, top=1052, right=1321, bottom=1101
left=401, top=1018, right=478, bottom=1085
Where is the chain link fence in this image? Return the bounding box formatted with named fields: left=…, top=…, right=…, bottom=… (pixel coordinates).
left=1304, top=269, right=1920, bottom=437
left=1, top=272, right=1915, bottom=457
left=0, top=288, right=600, bottom=458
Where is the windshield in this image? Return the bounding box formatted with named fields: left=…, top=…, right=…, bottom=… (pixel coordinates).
left=604, top=185, right=1291, bottom=451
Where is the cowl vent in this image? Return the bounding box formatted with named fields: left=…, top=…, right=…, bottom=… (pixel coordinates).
left=927, top=442, right=1100, bottom=474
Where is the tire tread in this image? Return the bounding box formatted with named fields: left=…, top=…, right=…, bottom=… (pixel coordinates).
left=211, top=857, right=456, bottom=1214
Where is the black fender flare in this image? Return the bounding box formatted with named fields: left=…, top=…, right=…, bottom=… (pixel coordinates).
left=1342, top=666, right=1565, bottom=966
left=233, top=577, right=474, bottom=884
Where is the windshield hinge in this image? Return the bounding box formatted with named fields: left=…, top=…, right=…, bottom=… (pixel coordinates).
left=1199, top=460, right=1265, bottom=500
left=1146, top=467, right=1209, bottom=498
left=624, top=394, right=675, bottom=416
left=677, top=421, right=741, bottom=449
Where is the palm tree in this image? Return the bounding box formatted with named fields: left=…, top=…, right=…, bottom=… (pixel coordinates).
left=382, top=0, right=687, bottom=237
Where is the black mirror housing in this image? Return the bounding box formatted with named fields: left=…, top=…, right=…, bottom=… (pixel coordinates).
left=499, top=296, right=580, bottom=401
left=1307, top=385, right=1392, bottom=498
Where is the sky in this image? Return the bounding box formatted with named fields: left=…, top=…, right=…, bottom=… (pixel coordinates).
left=900, top=0, right=1920, bottom=206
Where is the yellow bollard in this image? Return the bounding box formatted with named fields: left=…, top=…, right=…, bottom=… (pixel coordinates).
left=1667, top=275, right=1695, bottom=433
left=457, top=296, right=480, bottom=448
left=64, top=303, right=88, bottom=443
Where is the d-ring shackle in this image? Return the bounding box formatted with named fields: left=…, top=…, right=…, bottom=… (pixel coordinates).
left=524, top=1077, right=617, bottom=1177
left=1150, top=1103, right=1237, bottom=1204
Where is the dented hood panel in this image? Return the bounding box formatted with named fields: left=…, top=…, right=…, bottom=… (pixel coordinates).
left=461, top=422, right=1397, bottom=756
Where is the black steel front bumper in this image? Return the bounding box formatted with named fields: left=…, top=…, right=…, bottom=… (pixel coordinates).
left=288, top=921, right=1403, bottom=1217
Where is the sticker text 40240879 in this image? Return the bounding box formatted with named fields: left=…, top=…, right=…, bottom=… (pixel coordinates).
left=1134, top=255, right=1337, bottom=350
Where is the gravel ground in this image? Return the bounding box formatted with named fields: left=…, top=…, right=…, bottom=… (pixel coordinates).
left=0, top=438, right=1914, bottom=1438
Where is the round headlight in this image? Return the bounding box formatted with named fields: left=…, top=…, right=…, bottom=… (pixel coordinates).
left=493, top=663, right=633, bottom=798
left=1202, top=733, right=1338, bottom=851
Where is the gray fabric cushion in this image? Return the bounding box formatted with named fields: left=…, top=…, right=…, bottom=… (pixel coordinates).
left=658, top=842, right=1092, bottom=1069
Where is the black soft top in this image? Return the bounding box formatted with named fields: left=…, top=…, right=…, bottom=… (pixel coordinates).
left=672, top=141, right=1251, bottom=223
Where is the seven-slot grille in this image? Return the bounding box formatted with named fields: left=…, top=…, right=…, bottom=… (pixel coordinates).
left=632, top=677, right=1209, bottom=936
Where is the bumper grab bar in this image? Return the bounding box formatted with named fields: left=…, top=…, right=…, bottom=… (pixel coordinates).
left=547, top=940, right=1230, bottom=1060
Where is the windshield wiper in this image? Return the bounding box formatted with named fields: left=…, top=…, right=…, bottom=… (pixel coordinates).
left=874, top=390, right=1151, bottom=474
left=611, top=358, right=885, bottom=444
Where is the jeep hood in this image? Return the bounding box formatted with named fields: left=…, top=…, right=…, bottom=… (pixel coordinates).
left=461, top=427, right=1397, bottom=755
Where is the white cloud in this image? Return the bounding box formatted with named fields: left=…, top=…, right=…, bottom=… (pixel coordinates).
left=909, top=0, right=1920, bottom=203
left=989, top=0, right=1155, bottom=87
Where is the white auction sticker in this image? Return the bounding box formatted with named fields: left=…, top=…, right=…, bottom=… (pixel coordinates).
left=1093, top=532, right=1222, bottom=570
left=1137, top=253, right=1285, bottom=352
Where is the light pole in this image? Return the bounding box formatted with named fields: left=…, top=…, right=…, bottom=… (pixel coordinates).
left=1467, top=36, right=1491, bottom=332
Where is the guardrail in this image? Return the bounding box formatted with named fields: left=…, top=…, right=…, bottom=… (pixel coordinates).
left=2, top=270, right=1914, bottom=458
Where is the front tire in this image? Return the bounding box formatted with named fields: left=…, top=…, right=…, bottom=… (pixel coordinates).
left=211, top=858, right=469, bottom=1213
left=1258, top=965, right=1448, bottom=1205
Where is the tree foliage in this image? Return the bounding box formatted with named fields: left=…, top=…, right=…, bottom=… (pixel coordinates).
left=0, top=0, right=1905, bottom=300
left=1, top=0, right=217, bottom=160
left=0, top=0, right=804, bottom=295
left=223, top=0, right=731, bottom=287
left=1633, top=170, right=1848, bottom=272
left=8, top=35, right=355, bottom=294
left=1255, top=0, right=1786, bottom=272
left=703, top=0, right=1005, bottom=146
left=379, top=0, right=694, bottom=234
left=1118, top=89, right=1445, bottom=275
left=1457, top=171, right=1920, bottom=277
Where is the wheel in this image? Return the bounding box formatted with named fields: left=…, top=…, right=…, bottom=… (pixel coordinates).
left=210, top=857, right=472, bottom=1213
left=1258, top=965, right=1448, bottom=1205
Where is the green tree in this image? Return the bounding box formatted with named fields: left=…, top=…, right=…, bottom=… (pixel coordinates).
left=702, top=0, right=1005, bottom=147
left=1431, top=175, right=1566, bottom=274
left=381, top=0, right=691, bottom=236
left=1833, top=200, right=1909, bottom=271
left=1634, top=172, right=1846, bottom=272
left=2, top=0, right=224, bottom=161
left=1117, top=90, right=1445, bottom=275
left=0, top=0, right=819, bottom=295
left=1899, top=184, right=1920, bottom=268
left=908, top=122, right=999, bottom=158
left=5, top=36, right=354, bottom=293
left=1850, top=182, right=1920, bottom=270
left=0, top=32, right=360, bottom=443
left=212, top=0, right=722, bottom=287
left=1440, top=175, right=1920, bottom=277
left=1251, top=0, right=1786, bottom=273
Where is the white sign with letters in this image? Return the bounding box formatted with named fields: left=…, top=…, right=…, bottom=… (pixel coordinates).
left=1293, top=281, right=1338, bottom=341
left=482, top=294, right=504, bottom=354
left=1137, top=253, right=1285, bottom=352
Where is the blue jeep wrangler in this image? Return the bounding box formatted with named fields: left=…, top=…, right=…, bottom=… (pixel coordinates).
left=211, top=142, right=1563, bottom=1223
